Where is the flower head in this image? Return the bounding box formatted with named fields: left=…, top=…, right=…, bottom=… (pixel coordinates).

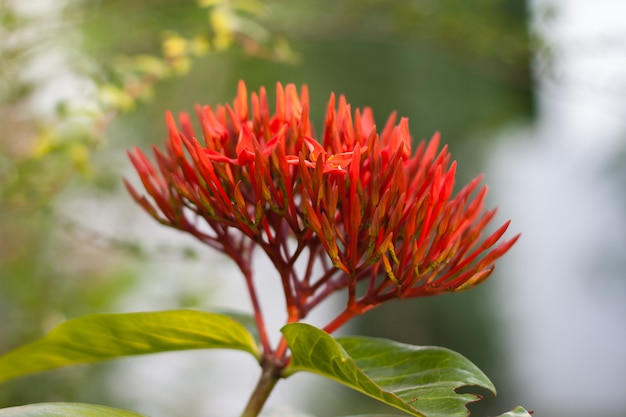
left=125, top=81, right=519, bottom=331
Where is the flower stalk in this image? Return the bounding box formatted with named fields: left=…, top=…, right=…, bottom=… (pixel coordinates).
left=239, top=357, right=282, bottom=417
left=125, top=80, right=520, bottom=416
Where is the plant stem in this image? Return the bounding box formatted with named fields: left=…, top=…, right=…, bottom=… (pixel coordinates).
left=322, top=308, right=354, bottom=334
left=242, top=268, right=273, bottom=355
left=239, top=359, right=282, bottom=417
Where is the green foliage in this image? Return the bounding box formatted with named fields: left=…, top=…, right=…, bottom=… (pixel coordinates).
left=0, top=0, right=293, bottom=213
left=264, top=0, right=531, bottom=82
left=0, top=0, right=532, bottom=415
left=0, top=403, right=533, bottom=417
left=0, top=311, right=260, bottom=384
left=0, top=403, right=147, bottom=417
left=283, top=323, right=495, bottom=417
left=339, top=408, right=533, bottom=417
left=495, top=407, right=533, bottom=417
left=0, top=313, right=530, bottom=416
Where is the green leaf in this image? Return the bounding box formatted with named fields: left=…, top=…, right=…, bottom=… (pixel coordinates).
left=0, top=402, right=148, bottom=417
left=0, top=310, right=260, bottom=384
left=282, top=323, right=495, bottom=417
left=495, top=407, right=533, bottom=417
left=212, top=309, right=260, bottom=345
left=333, top=412, right=532, bottom=417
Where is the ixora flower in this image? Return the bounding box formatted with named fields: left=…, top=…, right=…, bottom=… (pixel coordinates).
left=125, top=80, right=519, bottom=335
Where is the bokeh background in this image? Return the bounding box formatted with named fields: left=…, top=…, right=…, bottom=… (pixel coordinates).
left=1, top=1, right=624, bottom=416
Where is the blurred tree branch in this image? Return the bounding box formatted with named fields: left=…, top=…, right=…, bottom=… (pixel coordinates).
left=0, top=0, right=294, bottom=214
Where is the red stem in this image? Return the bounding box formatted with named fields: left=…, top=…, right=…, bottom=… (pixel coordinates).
left=322, top=307, right=356, bottom=334
left=302, top=243, right=320, bottom=287
left=221, top=234, right=272, bottom=356
left=272, top=302, right=301, bottom=363
left=243, top=268, right=273, bottom=355
left=304, top=274, right=346, bottom=313
left=308, top=266, right=342, bottom=295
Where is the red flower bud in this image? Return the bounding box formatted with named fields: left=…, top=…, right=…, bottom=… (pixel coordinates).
left=126, top=80, right=520, bottom=331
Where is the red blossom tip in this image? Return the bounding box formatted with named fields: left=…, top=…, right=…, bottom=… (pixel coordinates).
left=125, top=80, right=519, bottom=327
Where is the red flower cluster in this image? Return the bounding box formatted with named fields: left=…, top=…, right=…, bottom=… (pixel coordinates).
left=125, top=81, right=518, bottom=333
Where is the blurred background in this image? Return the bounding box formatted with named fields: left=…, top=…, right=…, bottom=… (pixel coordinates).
left=0, top=0, right=624, bottom=416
